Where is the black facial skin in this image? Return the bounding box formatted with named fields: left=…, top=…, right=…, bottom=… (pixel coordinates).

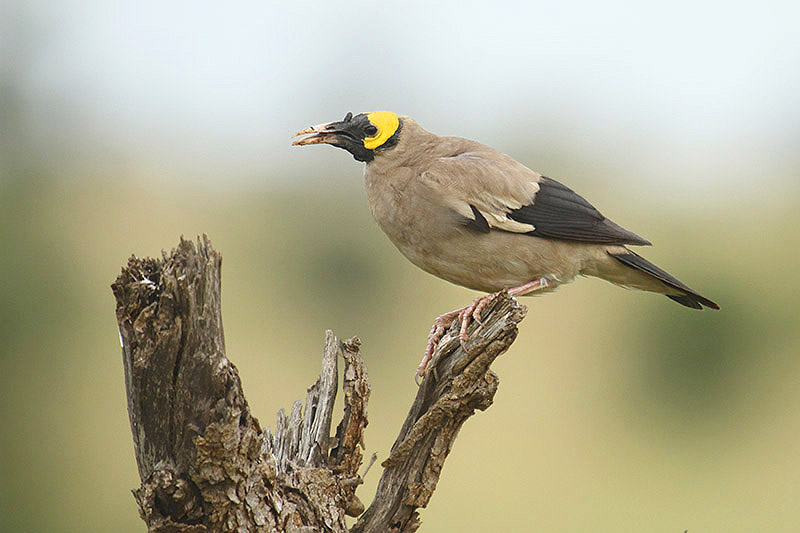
left=321, top=112, right=402, bottom=163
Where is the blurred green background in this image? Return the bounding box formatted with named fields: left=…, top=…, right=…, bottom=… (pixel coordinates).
left=2, top=1, right=799, bottom=532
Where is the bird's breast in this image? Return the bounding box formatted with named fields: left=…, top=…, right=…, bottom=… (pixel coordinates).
left=365, top=170, right=434, bottom=251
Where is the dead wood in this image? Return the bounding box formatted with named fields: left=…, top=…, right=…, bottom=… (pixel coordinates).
left=112, top=236, right=526, bottom=532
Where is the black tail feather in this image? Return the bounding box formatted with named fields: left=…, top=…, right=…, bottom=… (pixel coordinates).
left=610, top=251, right=720, bottom=310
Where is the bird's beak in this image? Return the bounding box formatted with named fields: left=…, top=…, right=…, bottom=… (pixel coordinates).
left=292, top=123, right=339, bottom=146
left=292, top=112, right=355, bottom=146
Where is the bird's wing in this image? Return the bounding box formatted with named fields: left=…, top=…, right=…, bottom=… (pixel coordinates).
left=417, top=151, right=540, bottom=234
left=418, top=151, right=652, bottom=246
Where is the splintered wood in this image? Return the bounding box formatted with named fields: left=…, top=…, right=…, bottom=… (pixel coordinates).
left=113, top=236, right=525, bottom=532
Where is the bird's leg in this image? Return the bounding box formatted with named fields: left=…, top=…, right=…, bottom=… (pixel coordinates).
left=416, top=277, right=550, bottom=383
left=508, top=276, right=550, bottom=297
left=458, top=277, right=549, bottom=347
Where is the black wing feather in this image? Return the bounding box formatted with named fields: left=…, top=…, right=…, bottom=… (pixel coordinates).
left=465, top=204, right=491, bottom=233
left=610, top=250, right=720, bottom=310
left=508, top=177, right=651, bottom=246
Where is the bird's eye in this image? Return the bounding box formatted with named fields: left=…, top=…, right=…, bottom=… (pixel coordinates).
left=365, top=125, right=378, bottom=136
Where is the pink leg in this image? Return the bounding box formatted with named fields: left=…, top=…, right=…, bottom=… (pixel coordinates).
left=415, top=277, right=550, bottom=383
left=416, top=307, right=464, bottom=385
left=508, top=277, right=550, bottom=298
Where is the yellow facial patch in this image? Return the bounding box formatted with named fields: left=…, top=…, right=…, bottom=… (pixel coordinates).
left=364, top=111, right=400, bottom=150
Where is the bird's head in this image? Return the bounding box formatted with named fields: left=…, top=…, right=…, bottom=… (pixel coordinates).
left=292, top=111, right=402, bottom=162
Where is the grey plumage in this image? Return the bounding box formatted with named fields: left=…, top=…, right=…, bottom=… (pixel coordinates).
left=293, top=112, right=719, bottom=311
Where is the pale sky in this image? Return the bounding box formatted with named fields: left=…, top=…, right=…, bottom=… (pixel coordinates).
left=3, top=0, right=799, bottom=196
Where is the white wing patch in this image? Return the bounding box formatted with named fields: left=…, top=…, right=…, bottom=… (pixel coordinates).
left=420, top=152, right=542, bottom=234
left=468, top=180, right=540, bottom=234
left=480, top=208, right=536, bottom=233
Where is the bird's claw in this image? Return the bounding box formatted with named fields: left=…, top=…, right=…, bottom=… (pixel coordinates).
left=458, top=293, right=497, bottom=348
left=417, top=291, right=501, bottom=384
left=471, top=292, right=497, bottom=325
left=417, top=315, right=458, bottom=384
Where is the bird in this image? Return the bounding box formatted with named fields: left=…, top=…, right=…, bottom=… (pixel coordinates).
left=293, top=111, right=719, bottom=380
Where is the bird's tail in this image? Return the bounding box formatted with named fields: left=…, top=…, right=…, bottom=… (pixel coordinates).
left=608, top=250, right=720, bottom=310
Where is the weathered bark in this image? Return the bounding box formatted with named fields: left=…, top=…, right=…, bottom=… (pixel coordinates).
left=351, top=293, right=525, bottom=533
left=112, top=236, right=526, bottom=532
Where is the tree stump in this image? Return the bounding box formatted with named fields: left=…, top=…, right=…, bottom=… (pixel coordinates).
left=112, top=236, right=526, bottom=532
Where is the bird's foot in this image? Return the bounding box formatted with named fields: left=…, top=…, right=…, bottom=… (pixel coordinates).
left=416, top=308, right=464, bottom=385
left=459, top=278, right=548, bottom=346
left=458, top=293, right=500, bottom=347
left=416, top=278, right=549, bottom=384
left=415, top=294, right=500, bottom=384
